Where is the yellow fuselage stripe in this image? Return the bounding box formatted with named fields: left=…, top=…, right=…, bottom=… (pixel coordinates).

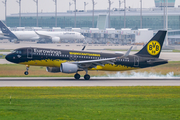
left=20, top=59, right=138, bottom=71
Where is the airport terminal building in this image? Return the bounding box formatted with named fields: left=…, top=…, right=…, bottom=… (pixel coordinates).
left=6, top=7, right=180, bottom=30
left=3, top=0, right=180, bottom=45
left=5, top=0, right=180, bottom=30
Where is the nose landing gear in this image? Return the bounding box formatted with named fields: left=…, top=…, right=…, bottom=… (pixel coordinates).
left=24, top=65, right=30, bottom=75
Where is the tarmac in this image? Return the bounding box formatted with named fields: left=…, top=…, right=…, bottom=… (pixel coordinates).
left=0, top=77, right=180, bottom=87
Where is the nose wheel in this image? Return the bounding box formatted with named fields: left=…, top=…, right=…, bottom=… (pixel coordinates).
left=24, top=71, right=29, bottom=75
left=24, top=65, right=29, bottom=75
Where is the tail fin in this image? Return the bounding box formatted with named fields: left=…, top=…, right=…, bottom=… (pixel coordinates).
left=136, top=30, right=167, bottom=58
left=0, top=20, right=18, bottom=39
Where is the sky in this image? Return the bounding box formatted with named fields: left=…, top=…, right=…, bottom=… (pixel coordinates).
left=0, top=0, right=180, bottom=20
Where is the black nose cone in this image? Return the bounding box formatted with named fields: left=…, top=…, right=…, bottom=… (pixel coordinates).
left=5, top=54, right=21, bottom=63
left=5, top=54, right=14, bottom=63
left=5, top=54, right=11, bottom=62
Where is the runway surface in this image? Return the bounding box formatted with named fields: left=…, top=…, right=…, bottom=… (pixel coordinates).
left=0, top=77, right=180, bottom=87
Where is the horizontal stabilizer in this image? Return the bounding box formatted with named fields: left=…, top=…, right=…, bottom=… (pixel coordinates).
left=147, top=59, right=168, bottom=64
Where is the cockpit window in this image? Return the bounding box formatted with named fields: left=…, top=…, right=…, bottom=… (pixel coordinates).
left=12, top=50, right=22, bottom=54
left=12, top=50, right=16, bottom=53
left=18, top=51, right=22, bottom=54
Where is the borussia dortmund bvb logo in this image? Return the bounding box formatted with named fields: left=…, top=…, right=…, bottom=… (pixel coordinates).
left=147, top=41, right=161, bottom=56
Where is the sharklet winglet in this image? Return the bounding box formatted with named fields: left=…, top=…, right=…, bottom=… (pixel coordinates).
left=124, top=46, right=133, bottom=57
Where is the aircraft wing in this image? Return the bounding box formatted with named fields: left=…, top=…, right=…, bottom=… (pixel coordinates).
left=71, top=46, right=133, bottom=69
left=34, top=31, right=52, bottom=39
left=72, top=57, right=118, bottom=68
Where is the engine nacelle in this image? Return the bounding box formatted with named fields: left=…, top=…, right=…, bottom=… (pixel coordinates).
left=46, top=67, right=60, bottom=73
left=60, top=63, right=78, bottom=73
left=51, top=37, right=60, bottom=43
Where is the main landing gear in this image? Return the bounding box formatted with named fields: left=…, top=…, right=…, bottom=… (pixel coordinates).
left=84, top=74, right=90, bottom=80
left=74, top=69, right=91, bottom=80
left=74, top=73, right=80, bottom=80
left=24, top=65, right=30, bottom=75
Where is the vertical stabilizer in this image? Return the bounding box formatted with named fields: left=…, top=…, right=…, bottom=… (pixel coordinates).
left=0, top=21, right=18, bottom=39
left=136, top=30, right=167, bottom=58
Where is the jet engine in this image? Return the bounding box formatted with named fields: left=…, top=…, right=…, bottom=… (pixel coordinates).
left=60, top=63, right=78, bottom=73
left=51, top=37, right=60, bottom=43
left=46, top=67, right=60, bottom=73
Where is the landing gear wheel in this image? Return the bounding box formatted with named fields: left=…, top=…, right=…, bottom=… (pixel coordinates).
left=74, top=73, right=81, bottom=80
left=24, top=71, right=29, bottom=75
left=84, top=74, right=90, bottom=80
left=24, top=65, right=30, bottom=75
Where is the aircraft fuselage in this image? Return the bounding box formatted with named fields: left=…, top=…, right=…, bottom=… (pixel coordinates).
left=5, top=47, right=168, bottom=71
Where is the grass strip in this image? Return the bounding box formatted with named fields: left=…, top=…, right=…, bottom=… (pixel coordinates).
left=0, top=86, right=180, bottom=120
left=0, top=50, right=12, bottom=52
left=173, top=50, right=180, bottom=52
left=0, top=54, right=6, bottom=59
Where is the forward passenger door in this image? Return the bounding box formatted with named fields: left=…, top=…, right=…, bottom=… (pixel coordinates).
left=27, top=48, right=33, bottom=59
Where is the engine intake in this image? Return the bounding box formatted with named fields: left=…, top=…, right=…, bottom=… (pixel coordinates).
left=60, top=63, right=78, bottom=73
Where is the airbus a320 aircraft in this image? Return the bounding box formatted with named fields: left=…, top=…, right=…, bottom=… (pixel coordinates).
left=5, top=30, right=168, bottom=80
left=0, top=21, right=84, bottom=43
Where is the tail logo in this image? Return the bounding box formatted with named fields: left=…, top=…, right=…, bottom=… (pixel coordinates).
left=147, top=41, right=161, bottom=56
left=1, top=26, right=8, bottom=33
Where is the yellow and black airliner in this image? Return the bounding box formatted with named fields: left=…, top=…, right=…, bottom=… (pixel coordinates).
left=5, top=30, right=168, bottom=80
